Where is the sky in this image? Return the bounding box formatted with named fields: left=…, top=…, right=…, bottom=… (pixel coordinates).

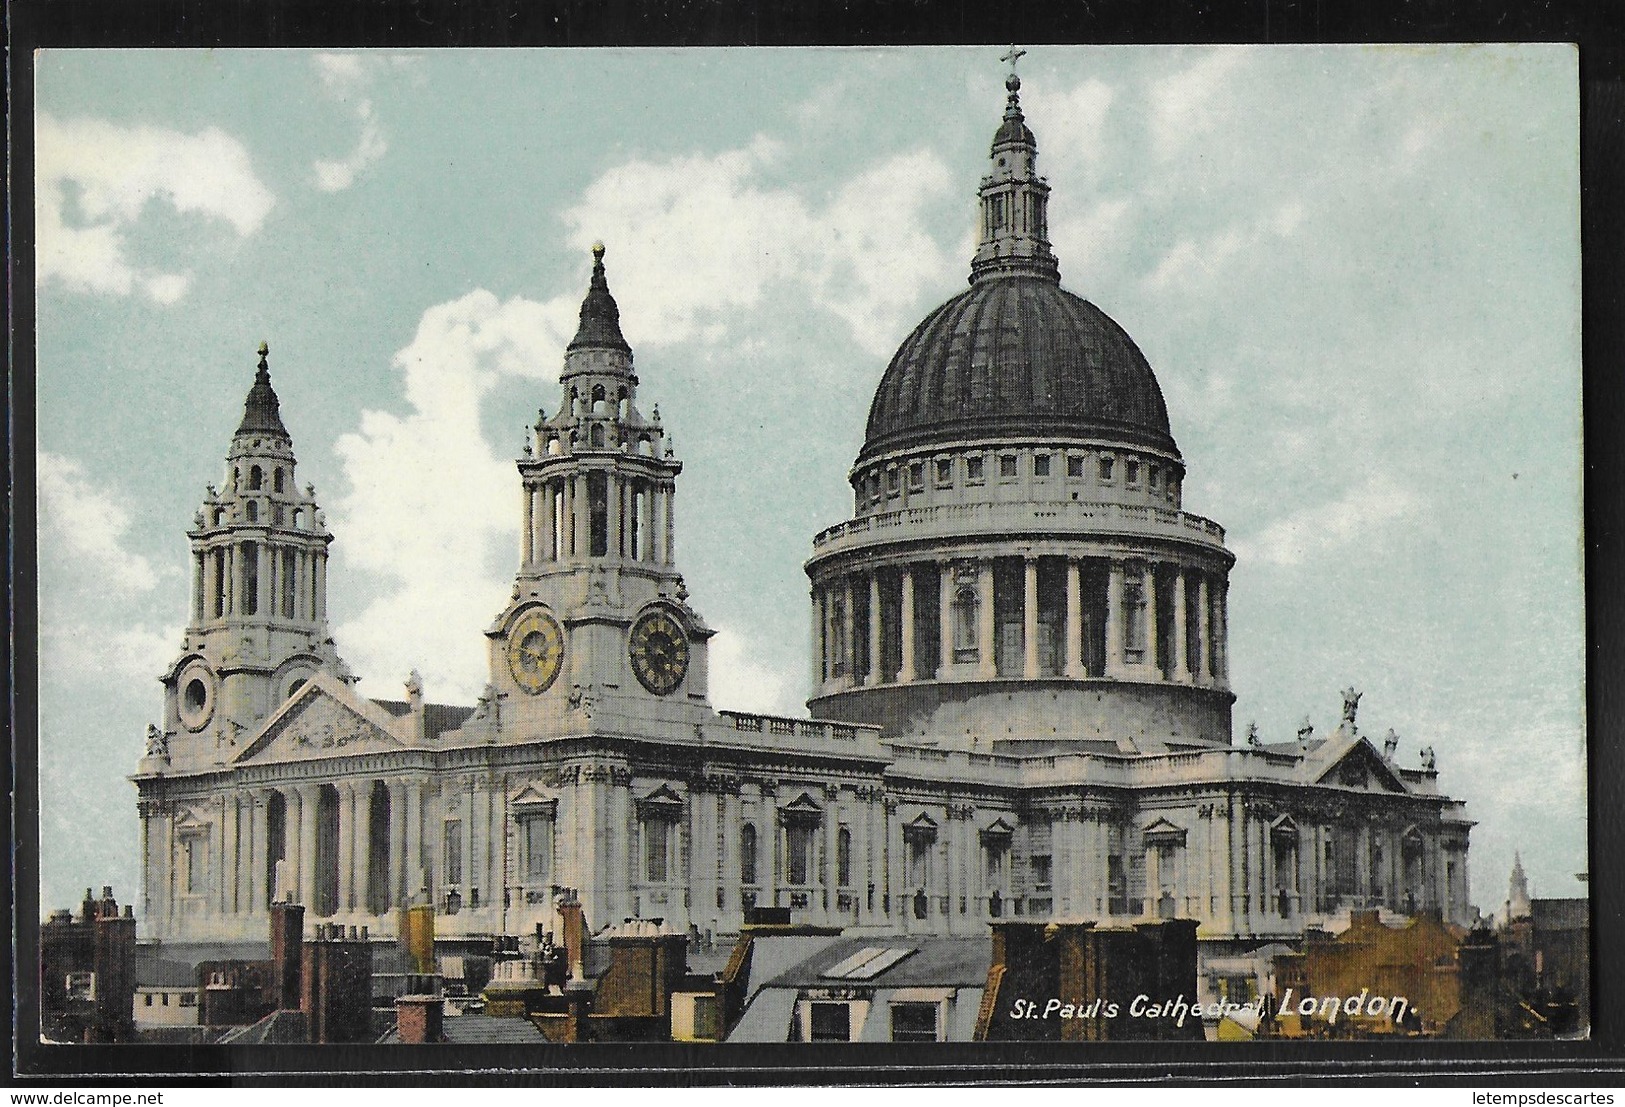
left=32, top=45, right=1584, bottom=920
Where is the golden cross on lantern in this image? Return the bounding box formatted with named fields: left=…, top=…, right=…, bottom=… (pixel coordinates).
left=1001, top=45, right=1027, bottom=76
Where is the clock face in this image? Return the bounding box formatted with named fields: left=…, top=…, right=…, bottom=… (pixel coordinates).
left=629, top=609, right=690, bottom=696
left=507, top=609, right=565, bottom=694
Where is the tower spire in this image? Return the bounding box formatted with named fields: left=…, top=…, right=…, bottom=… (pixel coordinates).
left=567, top=242, right=631, bottom=353
left=970, top=48, right=1060, bottom=285
left=236, top=341, right=291, bottom=439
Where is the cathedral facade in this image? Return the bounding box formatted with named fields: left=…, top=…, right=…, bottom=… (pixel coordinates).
left=131, top=70, right=1473, bottom=965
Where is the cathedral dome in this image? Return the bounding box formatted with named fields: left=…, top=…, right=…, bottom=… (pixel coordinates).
left=859, top=276, right=1177, bottom=462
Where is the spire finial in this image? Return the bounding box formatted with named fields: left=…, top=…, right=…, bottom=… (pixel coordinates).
left=1001, top=45, right=1026, bottom=91
left=592, top=241, right=606, bottom=263
left=257, top=341, right=269, bottom=371
left=566, top=240, right=631, bottom=354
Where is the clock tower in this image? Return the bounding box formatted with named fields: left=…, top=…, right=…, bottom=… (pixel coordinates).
left=487, top=244, right=715, bottom=739
left=155, top=344, right=352, bottom=771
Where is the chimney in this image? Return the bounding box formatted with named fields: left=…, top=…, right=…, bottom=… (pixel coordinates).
left=395, top=994, right=444, bottom=1044
left=558, top=891, right=587, bottom=982
left=302, top=924, right=374, bottom=1044
left=269, top=900, right=305, bottom=1010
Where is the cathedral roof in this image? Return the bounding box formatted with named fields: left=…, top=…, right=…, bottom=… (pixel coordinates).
left=566, top=242, right=631, bottom=353
left=235, top=343, right=291, bottom=439
left=857, top=72, right=1176, bottom=463
left=860, top=276, right=1176, bottom=462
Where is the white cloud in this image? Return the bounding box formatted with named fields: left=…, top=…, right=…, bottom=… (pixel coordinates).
left=310, top=53, right=391, bottom=192
left=1148, top=49, right=1248, bottom=161
left=1143, top=200, right=1307, bottom=291
left=329, top=289, right=576, bottom=701
left=38, top=449, right=159, bottom=593
left=35, top=113, right=274, bottom=303
left=561, top=136, right=956, bottom=359
left=1231, top=472, right=1425, bottom=568
left=706, top=626, right=799, bottom=716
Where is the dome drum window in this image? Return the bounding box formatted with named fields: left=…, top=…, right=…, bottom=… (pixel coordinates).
left=965, top=457, right=985, bottom=483
left=1033, top=454, right=1050, bottom=478
left=934, top=458, right=953, bottom=486
left=1067, top=454, right=1086, bottom=478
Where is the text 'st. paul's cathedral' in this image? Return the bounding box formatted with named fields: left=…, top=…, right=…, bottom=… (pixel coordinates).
left=133, top=67, right=1472, bottom=969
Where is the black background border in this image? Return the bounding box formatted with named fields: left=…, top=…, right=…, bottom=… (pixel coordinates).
left=8, top=0, right=1624, bottom=1085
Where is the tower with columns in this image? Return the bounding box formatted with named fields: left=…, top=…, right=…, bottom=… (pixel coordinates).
left=486, top=242, right=716, bottom=741
left=156, top=344, right=352, bottom=772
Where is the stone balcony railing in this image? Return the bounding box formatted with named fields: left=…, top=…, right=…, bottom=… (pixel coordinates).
left=810, top=498, right=1228, bottom=557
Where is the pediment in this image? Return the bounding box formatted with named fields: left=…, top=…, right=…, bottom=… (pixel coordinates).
left=1142, top=817, right=1188, bottom=847
left=511, top=783, right=558, bottom=818
left=981, top=817, right=1016, bottom=840
left=235, top=674, right=406, bottom=763
left=1314, top=738, right=1408, bottom=794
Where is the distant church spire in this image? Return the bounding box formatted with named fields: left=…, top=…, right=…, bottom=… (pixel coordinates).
left=970, top=48, right=1061, bottom=285
left=1506, top=851, right=1532, bottom=921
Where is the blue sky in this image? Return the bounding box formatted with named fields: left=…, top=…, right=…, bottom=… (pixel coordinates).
left=33, top=45, right=1584, bottom=918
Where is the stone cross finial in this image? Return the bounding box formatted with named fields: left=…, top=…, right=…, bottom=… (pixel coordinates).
left=1001, top=45, right=1027, bottom=75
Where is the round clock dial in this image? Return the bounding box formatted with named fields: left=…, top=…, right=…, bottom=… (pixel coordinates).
left=629, top=609, right=690, bottom=696
left=507, top=609, right=565, bottom=694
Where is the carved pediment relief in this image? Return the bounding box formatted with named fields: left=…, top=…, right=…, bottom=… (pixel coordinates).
left=511, top=783, right=558, bottom=819
left=1141, top=817, right=1188, bottom=848
left=1316, top=740, right=1407, bottom=794
left=235, top=684, right=404, bottom=764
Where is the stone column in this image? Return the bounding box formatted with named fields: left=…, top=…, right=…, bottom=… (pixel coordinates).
left=405, top=781, right=424, bottom=907
left=842, top=577, right=856, bottom=685
left=353, top=784, right=371, bottom=915
left=1064, top=559, right=1083, bottom=678
left=606, top=473, right=622, bottom=562
left=541, top=483, right=557, bottom=562
left=810, top=588, right=824, bottom=690
left=640, top=482, right=655, bottom=563
left=1172, top=569, right=1192, bottom=682
left=976, top=559, right=996, bottom=679
left=1143, top=562, right=1159, bottom=675
left=1216, top=583, right=1229, bottom=682
left=195, top=550, right=208, bottom=622
left=663, top=481, right=676, bottom=565
left=335, top=782, right=355, bottom=917
left=259, top=542, right=272, bottom=617
left=1196, top=575, right=1212, bottom=685
left=248, top=790, right=269, bottom=915
left=226, top=544, right=239, bottom=616
left=1022, top=556, right=1040, bottom=679
left=938, top=561, right=954, bottom=673
left=315, top=556, right=328, bottom=624
left=561, top=475, right=576, bottom=560
left=220, top=793, right=239, bottom=916
left=1104, top=560, right=1125, bottom=678
left=296, top=783, right=319, bottom=910
left=867, top=573, right=882, bottom=685
left=899, top=567, right=916, bottom=683
left=521, top=483, right=534, bottom=566
left=389, top=781, right=408, bottom=910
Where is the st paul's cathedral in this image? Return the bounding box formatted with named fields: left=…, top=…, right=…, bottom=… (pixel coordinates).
left=131, top=67, right=1474, bottom=971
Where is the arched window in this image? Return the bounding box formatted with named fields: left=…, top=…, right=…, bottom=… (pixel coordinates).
left=249, top=465, right=263, bottom=490
left=246, top=500, right=258, bottom=522
left=590, top=423, right=606, bottom=448
left=836, top=826, right=852, bottom=887
left=273, top=468, right=285, bottom=493
left=740, top=823, right=758, bottom=885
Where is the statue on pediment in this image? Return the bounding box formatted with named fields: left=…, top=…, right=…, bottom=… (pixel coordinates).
left=144, top=724, right=169, bottom=760
left=1384, top=728, right=1400, bottom=760
left=1341, top=686, right=1362, bottom=727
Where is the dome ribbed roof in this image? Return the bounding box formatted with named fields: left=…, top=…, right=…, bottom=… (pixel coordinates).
left=860, top=277, right=1177, bottom=462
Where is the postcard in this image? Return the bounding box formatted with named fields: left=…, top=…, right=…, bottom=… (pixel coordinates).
left=23, top=41, right=1591, bottom=1072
